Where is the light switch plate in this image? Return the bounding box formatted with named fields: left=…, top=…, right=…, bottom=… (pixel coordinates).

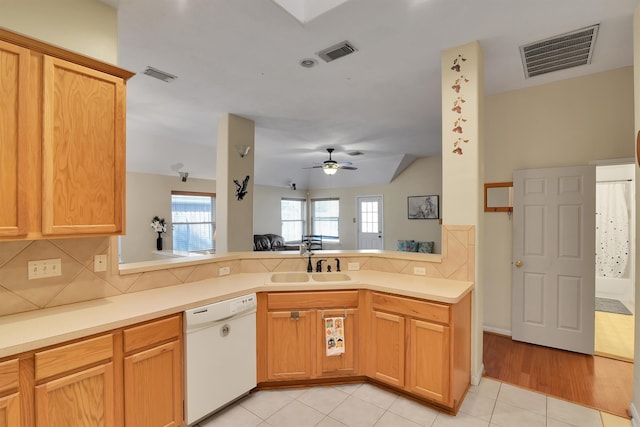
left=413, top=267, right=426, bottom=276
left=219, top=266, right=231, bottom=276
left=94, top=254, right=107, bottom=272
left=347, top=262, right=360, bottom=271
left=28, top=259, right=62, bottom=280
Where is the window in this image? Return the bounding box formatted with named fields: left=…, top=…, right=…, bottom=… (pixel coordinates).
left=171, top=191, right=215, bottom=252
left=311, top=198, right=339, bottom=241
left=281, top=198, right=305, bottom=243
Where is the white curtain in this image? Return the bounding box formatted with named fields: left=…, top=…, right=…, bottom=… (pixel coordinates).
left=595, top=182, right=630, bottom=278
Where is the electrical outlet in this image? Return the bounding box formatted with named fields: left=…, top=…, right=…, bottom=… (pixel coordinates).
left=347, top=262, right=360, bottom=271
left=28, top=259, right=62, bottom=280
left=94, top=254, right=107, bottom=272
left=413, top=266, right=426, bottom=276
left=219, top=266, right=231, bottom=276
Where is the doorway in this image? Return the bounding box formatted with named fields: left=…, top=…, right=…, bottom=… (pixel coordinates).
left=356, top=195, right=383, bottom=249
left=594, top=163, right=635, bottom=362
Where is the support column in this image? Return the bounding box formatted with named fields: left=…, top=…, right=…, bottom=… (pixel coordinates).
left=216, top=114, right=255, bottom=253
left=441, top=41, right=484, bottom=385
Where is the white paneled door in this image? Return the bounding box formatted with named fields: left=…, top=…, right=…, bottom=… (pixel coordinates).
left=357, top=196, right=383, bottom=249
left=512, top=166, right=595, bottom=354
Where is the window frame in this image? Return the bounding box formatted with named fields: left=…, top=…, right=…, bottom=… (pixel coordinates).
left=171, top=191, right=216, bottom=252
left=311, top=197, right=340, bottom=243
left=280, top=197, right=306, bottom=243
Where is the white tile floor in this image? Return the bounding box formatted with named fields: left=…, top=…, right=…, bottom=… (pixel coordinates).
left=194, top=378, right=631, bottom=427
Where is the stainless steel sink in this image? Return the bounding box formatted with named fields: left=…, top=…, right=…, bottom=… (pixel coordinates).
left=311, top=273, right=352, bottom=282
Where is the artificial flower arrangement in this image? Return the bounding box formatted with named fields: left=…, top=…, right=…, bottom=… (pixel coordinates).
left=150, top=216, right=167, bottom=235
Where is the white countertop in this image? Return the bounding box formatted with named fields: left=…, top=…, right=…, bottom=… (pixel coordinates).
left=0, top=270, right=472, bottom=359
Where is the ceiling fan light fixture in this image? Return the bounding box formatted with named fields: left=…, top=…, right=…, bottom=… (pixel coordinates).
left=323, top=166, right=338, bottom=175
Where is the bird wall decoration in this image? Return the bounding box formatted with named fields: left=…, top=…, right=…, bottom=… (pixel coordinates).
left=234, top=175, right=250, bottom=200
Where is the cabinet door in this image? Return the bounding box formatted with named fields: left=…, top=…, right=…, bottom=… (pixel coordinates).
left=35, top=363, right=114, bottom=427
left=124, top=340, right=182, bottom=427
left=0, top=40, right=29, bottom=237
left=369, top=310, right=405, bottom=387
left=407, top=319, right=450, bottom=404
left=0, top=393, right=20, bottom=427
left=267, top=310, right=314, bottom=380
left=41, top=56, right=125, bottom=236
left=317, top=308, right=358, bottom=377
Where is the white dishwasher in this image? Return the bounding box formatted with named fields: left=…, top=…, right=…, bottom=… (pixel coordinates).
left=184, top=293, right=257, bottom=425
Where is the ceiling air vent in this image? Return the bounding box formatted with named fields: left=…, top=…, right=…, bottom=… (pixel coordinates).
left=520, top=24, right=599, bottom=78
left=143, top=66, right=177, bottom=82
left=317, top=40, right=358, bottom=63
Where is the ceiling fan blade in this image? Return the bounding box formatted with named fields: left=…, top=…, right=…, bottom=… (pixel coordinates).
left=336, top=161, right=353, bottom=167
left=337, top=166, right=358, bottom=170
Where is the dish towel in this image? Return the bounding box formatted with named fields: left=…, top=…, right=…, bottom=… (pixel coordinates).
left=325, top=317, right=345, bottom=356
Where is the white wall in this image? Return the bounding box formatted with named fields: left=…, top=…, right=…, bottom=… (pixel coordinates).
left=122, top=172, right=216, bottom=263
left=0, top=0, right=118, bottom=64
left=306, top=156, right=443, bottom=252
left=123, top=156, right=443, bottom=261
left=483, top=67, right=635, bottom=334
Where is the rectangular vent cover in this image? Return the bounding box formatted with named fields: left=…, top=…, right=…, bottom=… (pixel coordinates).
left=317, top=41, right=358, bottom=63
left=143, top=66, right=177, bottom=82
left=520, top=24, right=599, bottom=78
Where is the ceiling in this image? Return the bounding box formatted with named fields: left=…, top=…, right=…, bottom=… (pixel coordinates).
left=102, top=0, right=638, bottom=189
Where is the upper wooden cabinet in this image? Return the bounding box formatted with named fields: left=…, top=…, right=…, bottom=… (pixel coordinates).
left=42, top=56, right=126, bottom=236
left=0, top=40, right=29, bottom=237
left=0, top=29, right=133, bottom=240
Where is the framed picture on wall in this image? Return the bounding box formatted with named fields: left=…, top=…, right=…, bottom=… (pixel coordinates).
left=407, top=195, right=439, bottom=219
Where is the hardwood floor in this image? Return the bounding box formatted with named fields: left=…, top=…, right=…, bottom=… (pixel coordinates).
left=483, top=331, right=633, bottom=418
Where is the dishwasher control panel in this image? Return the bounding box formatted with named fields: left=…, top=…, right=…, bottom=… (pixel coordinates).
left=230, top=294, right=256, bottom=314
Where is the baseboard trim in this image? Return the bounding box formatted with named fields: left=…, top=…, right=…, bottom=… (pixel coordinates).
left=471, top=363, right=484, bottom=386
left=630, top=402, right=639, bottom=427
left=483, top=326, right=511, bottom=337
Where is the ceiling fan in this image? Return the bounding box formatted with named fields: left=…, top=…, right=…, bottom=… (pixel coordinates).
left=306, top=148, right=358, bottom=175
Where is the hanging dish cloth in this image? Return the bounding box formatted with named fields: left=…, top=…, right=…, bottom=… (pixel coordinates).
left=325, top=317, right=345, bottom=356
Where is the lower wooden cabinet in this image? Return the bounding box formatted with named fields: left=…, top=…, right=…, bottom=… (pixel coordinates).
left=267, top=309, right=314, bottom=380
left=369, top=310, right=405, bottom=388
left=35, top=363, right=114, bottom=426
left=368, top=291, right=471, bottom=411
left=317, top=308, right=358, bottom=377
left=123, top=316, right=183, bottom=427
left=34, top=334, right=114, bottom=427
left=258, top=291, right=361, bottom=382
left=0, top=314, right=183, bottom=427
left=0, top=359, right=20, bottom=427
left=0, top=393, right=20, bottom=427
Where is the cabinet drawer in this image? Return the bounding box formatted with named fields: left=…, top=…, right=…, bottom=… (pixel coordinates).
left=268, top=291, right=359, bottom=310
left=372, top=292, right=450, bottom=324
left=35, top=334, right=113, bottom=381
left=124, top=315, right=181, bottom=354
left=0, top=359, right=19, bottom=394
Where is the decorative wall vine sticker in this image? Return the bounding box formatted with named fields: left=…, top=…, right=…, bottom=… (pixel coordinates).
left=451, top=54, right=466, bottom=72
left=452, top=118, right=466, bottom=133
left=452, top=97, right=465, bottom=114
left=450, top=53, right=471, bottom=155
left=451, top=76, right=469, bottom=93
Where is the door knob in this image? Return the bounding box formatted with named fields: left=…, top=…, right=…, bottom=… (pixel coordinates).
left=515, top=260, right=523, bottom=267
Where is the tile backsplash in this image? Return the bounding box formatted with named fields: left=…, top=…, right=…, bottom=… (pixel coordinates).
left=0, top=225, right=475, bottom=317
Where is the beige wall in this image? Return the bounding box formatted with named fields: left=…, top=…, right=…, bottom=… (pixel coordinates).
left=307, top=156, right=443, bottom=252
left=0, top=0, right=118, bottom=64
left=483, top=66, right=635, bottom=333
left=122, top=173, right=217, bottom=263
left=124, top=156, right=443, bottom=260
